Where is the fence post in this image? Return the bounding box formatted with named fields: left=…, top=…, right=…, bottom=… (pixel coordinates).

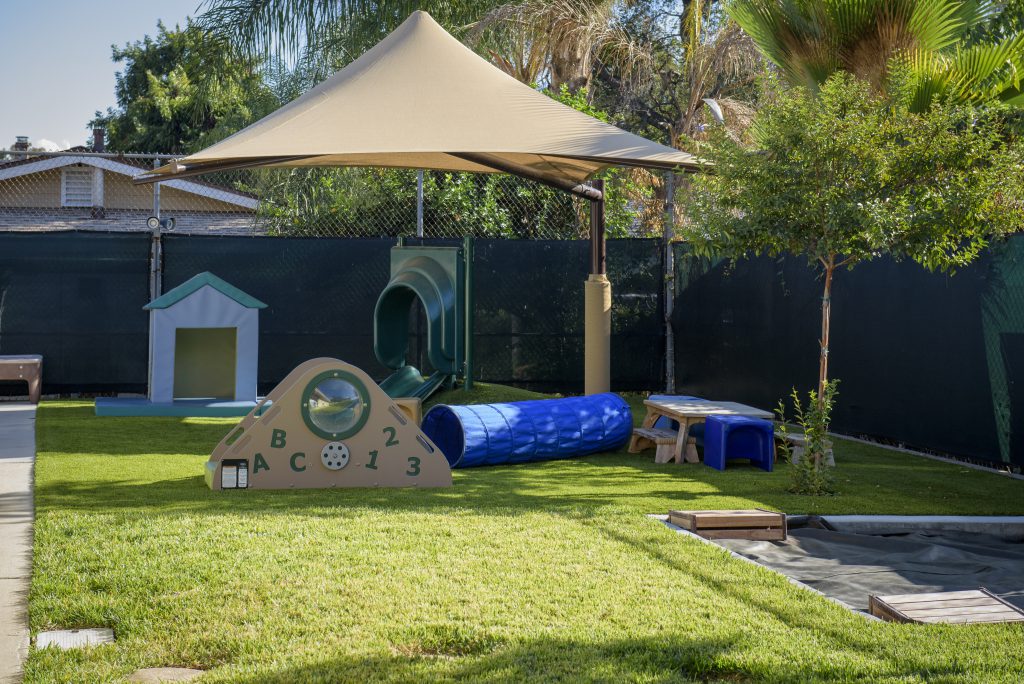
left=664, top=171, right=675, bottom=393
left=416, top=169, right=424, bottom=237
left=149, top=158, right=163, bottom=301
left=463, top=235, right=474, bottom=391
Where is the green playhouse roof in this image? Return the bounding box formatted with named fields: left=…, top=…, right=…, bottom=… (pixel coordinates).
left=144, top=272, right=268, bottom=310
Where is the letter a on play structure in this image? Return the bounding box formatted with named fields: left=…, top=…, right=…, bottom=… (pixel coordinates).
left=206, top=358, right=452, bottom=490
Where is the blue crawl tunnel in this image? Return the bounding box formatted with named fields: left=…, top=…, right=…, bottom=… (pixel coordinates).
left=421, top=393, right=633, bottom=468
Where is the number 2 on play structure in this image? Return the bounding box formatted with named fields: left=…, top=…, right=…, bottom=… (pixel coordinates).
left=382, top=426, right=399, bottom=447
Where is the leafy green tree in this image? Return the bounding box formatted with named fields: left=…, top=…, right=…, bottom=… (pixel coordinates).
left=685, top=72, right=1024, bottom=398
left=729, top=0, right=1024, bottom=111
left=969, top=0, right=1024, bottom=42
left=91, top=20, right=278, bottom=153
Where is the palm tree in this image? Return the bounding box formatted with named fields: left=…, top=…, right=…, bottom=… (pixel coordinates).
left=197, top=0, right=503, bottom=64
left=669, top=1, right=762, bottom=144
left=467, top=0, right=654, bottom=94
left=728, top=0, right=1024, bottom=110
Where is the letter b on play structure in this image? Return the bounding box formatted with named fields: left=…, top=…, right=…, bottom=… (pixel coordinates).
left=271, top=429, right=287, bottom=448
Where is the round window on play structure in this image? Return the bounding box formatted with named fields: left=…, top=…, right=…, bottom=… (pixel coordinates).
left=302, top=373, right=371, bottom=440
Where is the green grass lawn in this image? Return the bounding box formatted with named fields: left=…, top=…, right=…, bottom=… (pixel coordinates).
left=26, top=387, right=1024, bottom=683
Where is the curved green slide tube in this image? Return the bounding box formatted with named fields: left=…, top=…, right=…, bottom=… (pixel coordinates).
left=374, top=246, right=464, bottom=399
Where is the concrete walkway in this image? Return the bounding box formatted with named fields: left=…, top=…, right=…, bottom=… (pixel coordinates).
left=0, top=404, right=35, bottom=684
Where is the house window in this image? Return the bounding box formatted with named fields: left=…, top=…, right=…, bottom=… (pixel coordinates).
left=61, top=166, right=94, bottom=207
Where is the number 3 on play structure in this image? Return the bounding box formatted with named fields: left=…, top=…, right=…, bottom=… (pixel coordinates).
left=406, top=456, right=421, bottom=476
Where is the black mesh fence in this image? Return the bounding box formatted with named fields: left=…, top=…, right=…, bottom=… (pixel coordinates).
left=161, top=235, right=395, bottom=387
left=0, top=231, right=665, bottom=398
left=163, top=235, right=665, bottom=393
left=672, top=237, right=1024, bottom=469
left=472, top=239, right=664, bottom=392
left=6, top=228, right=1024, bottom=468
left=0, top=232, right=151, bottom=394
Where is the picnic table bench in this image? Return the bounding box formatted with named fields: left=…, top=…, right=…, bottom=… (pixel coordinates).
left=0, top=355, right=42, bottom=404
left=629, top=397, right=773, bottom=464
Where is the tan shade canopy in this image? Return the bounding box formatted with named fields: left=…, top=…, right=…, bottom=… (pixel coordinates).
left=134, top=10, right=698, bottom=194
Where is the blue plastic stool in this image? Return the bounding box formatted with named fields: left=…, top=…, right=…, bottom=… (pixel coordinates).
left=704, top=415, right=774, bottom=472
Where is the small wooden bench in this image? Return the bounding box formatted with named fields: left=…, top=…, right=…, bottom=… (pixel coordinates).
left=777, top=431, right=834, bottom=466
left=668, top=509, right=787, bottom=541
left=631, top=427, right=697, bottom=464
left=869, top=589, right=1024, bottom=624
left=0, top=355, right=42, bottom=404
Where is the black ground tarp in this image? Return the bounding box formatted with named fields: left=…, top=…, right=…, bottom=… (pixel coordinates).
left=715, top=522, right=1024, bottom=612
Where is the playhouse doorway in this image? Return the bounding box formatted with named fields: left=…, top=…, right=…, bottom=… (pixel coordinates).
left=174, top=328, right=237, bottom=399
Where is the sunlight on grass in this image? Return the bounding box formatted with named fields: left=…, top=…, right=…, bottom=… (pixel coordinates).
left=25, top=397, right=1024, bottom=683
left=181, top=417, right=240, bottom=426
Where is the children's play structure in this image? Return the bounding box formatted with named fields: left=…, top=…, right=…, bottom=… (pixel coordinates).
left=421, top=393, right=632, bottom=468
left=206, top=357, right=452, bottom=490
left=96, top=236, right=472, bottom=418
left=207, top=366, right=632, bottom=488
left=95, top=272, right=267, bottom=417
left=375, top=239, right=473, bottom=401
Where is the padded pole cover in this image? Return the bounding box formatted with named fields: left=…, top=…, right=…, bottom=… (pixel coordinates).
left=421, top=393, right=632, bottom=468
left=584, top=273, right=612, bottom=395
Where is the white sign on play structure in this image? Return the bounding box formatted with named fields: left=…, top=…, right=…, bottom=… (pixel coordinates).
left=221, top=463, right=237, bottom=489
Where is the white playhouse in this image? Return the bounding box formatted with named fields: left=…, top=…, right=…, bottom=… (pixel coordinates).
left=95, top=272, right=268, bottom=417
left=147, top=272, right=266, bottom=402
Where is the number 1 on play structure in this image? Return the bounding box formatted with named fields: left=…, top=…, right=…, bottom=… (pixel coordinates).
left=366, top=449, right=379, bottom=470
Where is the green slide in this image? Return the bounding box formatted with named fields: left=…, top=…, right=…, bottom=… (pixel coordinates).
left=374, top=243, right=471, bottom=401
left=378, top=365, right=449, bottom=400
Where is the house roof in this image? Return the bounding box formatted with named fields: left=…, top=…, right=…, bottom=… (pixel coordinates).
left=0, top=154, right=258, bottom=210
left=144, top=272, right=268, bottom=310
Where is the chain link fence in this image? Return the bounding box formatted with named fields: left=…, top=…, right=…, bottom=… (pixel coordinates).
left=0, top=147, right=675, bottom=396
left=0, top=149, right=669, bottom=240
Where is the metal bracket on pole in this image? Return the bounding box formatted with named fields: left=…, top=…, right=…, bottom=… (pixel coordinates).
left=589, top=179, right=606, bottom=275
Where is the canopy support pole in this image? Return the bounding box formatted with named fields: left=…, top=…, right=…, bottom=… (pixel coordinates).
left=463, top=235, right=474, bottom=392
left=585, top=179, right=610, bottom=395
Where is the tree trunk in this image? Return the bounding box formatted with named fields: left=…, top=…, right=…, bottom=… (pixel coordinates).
left=818, top=260, right=835, bottom=403
left=811, top=259, right=836, bottom=472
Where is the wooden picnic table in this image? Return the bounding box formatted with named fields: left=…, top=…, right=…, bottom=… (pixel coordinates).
left=629, top=397, right=773, bottom=464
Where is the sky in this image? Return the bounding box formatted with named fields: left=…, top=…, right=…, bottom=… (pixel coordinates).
left=0, top=1, right=202, bottom=151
